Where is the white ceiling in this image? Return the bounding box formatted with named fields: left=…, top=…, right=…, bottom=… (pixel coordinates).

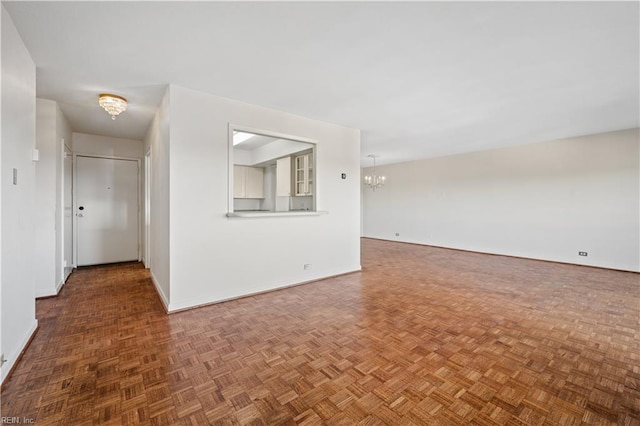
left=3, top=1, right=638, bottom=165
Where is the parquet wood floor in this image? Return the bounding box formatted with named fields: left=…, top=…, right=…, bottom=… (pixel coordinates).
left=1, top=239, right=639, bottom=425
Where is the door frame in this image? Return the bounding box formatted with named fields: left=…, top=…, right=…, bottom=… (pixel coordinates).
left=144, top=147, right=152, bottom=269
left=61, top=141, right=73, bottom=281
left=73, top=153, right=142, bottom=267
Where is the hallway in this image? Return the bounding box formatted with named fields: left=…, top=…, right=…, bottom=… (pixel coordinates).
left=1, top=239, right=639, bottom=424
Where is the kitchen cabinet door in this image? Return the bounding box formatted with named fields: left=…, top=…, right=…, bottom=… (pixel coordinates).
left=233, top=165, right=245, bottom=198
left=276, top=156, right=291, bottom=196
left=245, top=166, right=264, bottom=198
left=234, top=165, right=264, bottom=198
left=294, top=153, right=313, bottom=196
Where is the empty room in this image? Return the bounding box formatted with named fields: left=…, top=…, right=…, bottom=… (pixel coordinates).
left=1, top=1, right=638, bottom=425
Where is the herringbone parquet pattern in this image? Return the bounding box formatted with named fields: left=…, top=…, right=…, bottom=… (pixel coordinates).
left=1, top=238, right=639, bottom=425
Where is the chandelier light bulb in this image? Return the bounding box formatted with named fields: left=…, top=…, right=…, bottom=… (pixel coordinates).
left=364, top=154, right=386, bottom=191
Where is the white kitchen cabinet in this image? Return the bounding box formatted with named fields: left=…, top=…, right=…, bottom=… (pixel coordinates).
left=233, top=166, right=244, bottom=198
left=276, top=156, right=292, bottom=196
left=294, top=153, right=313, bottom=196
left=233, top=165, right=264, bottom=198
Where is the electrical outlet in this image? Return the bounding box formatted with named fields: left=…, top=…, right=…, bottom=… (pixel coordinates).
left=395, top=233, right=400, bottom=237
left=578, top=251, right=588, bottom=257
left=304, top=264, right=312, bottom=270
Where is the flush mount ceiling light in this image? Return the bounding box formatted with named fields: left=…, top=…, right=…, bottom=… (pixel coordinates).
left=99, top=93, right=127, bottom=120
left=364, top=154, right=386, bottom=191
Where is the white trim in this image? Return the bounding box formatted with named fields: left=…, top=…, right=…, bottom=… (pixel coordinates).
left=362, top=237, right=640, bottom=274
left=73, top=154, right=142, bottom=266
left=167, top=268, right=362, bottom=313
left=226, top=210, right=328, bottom=218
left=150, top=271, right=169, bottom=312
left=63, top=266, right=72, bottom=282
left=36, top=274, right=70, bottom=299
left=228, top=124, right=318, bottom=145
left=1, top=320, right=38, bottom=384
left=227, top=123, right=318, bottom=215
left=58, top=138, right=65, bottom=290
left=63, top=145, right=73, bottom=281
left=35, top=289, right=55, bottom=298
left=72, top=152, right=141, bottom=162
left=143, top=148, right=152, bottom=269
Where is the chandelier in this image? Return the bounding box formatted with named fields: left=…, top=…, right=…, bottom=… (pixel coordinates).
left=99, top=94, right=127, bottom=120
left=364, top=154, right=386, bottom=190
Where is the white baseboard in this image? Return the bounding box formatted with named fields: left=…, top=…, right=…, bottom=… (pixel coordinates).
left=35, top=288, right=56, bottom=298
left=150, top=271, right=169, bottom=312
left=63, top=266, right=73, bottom=282
left=57, top=267, right=73, bottom=294
left=168, top=267, right=362, bottom=313
left=1, top=320, right=38, bottom=385
left=35, top=272, right=70, bottom=298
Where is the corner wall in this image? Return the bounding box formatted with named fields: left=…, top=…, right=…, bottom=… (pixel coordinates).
left=362, top=128, right=640, bottom=272
left=167, top=85, right=361, bottom=311
left=34, top=99, right=72, bottom=297
left=1, top=6, right=38, bottom=382
left=143, top=87, right=170, bottom=308
left=34, top=99, right=56, bottom=297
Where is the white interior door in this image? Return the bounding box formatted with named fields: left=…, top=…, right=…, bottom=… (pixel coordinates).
left=76, top=156, right=139, bottom=266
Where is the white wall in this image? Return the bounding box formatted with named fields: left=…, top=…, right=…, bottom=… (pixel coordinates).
left=72, top=132, right=143, bottom=158
left=363, top=128, right=640, bottom=272
left=57, top=104, right=72, bottom=284
left=167, top=85, right=361, bottom=311
left=34, top=99, right=57, bottom=297
left=34, top=99, right=71, bottom=297
left=1, top=6, right=38, bottom=383
left=142, top=88, right=170, bottom=308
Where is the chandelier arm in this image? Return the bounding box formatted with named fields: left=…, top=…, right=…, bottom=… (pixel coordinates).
left=364, top=154, right=386, bottom=190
